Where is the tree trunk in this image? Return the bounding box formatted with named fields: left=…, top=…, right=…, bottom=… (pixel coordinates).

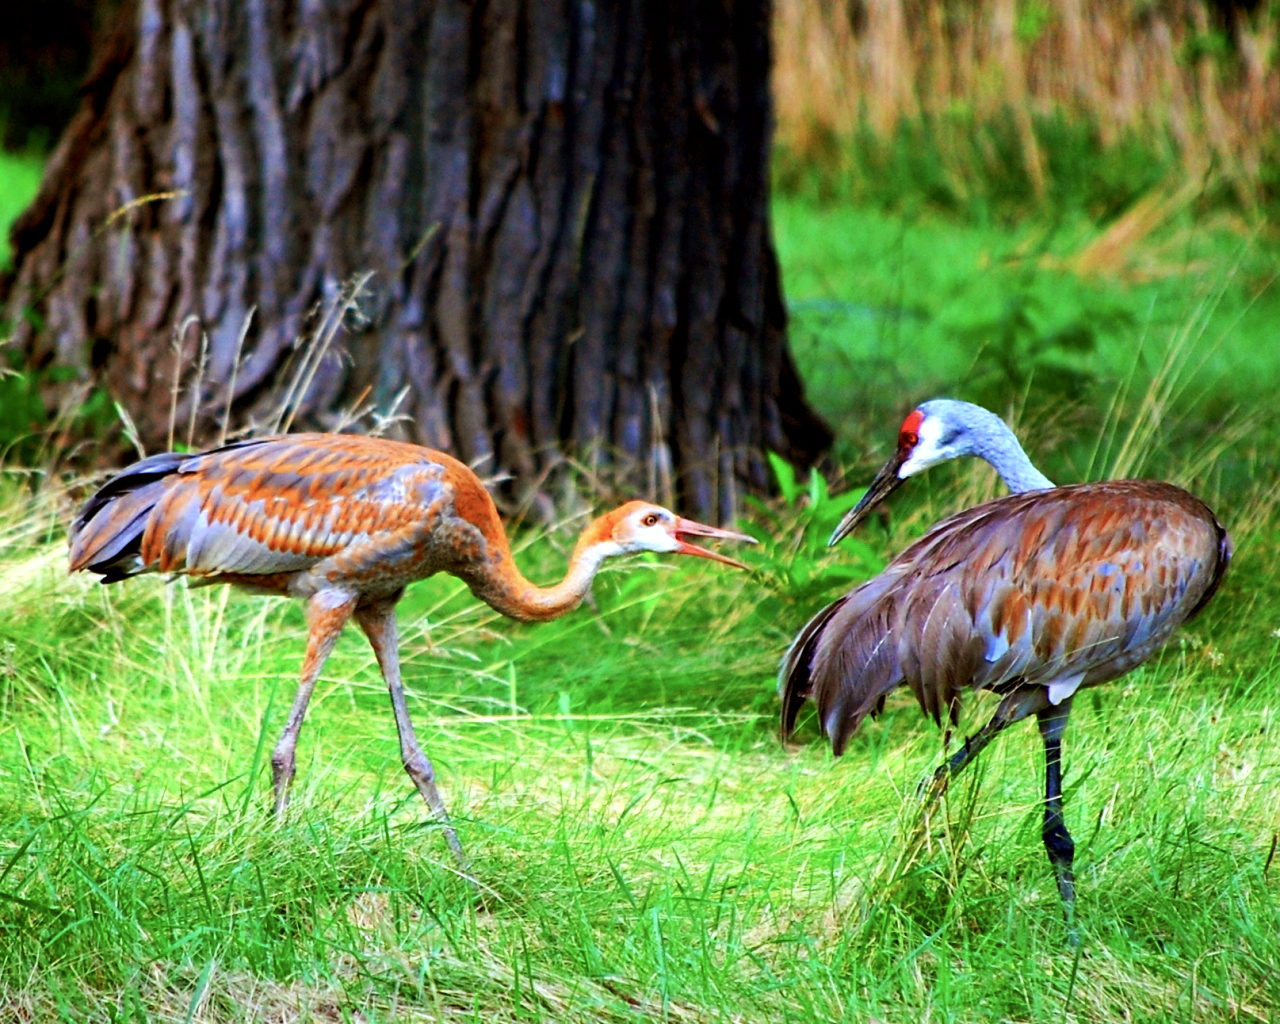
left=3, top=0, right=830, bottom=521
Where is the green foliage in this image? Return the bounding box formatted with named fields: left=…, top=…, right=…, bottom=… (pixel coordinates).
left=773, top=109, right=1181, bottom=225
left=1181, top=27, right=1236, bottom=68
left=773, top=193, right=1280, bottom=494
left=0, top=364, right=115, bottom=466
left=740, top=452, right=882, bottom=608
left=954, top=285, right=1138, bottom=409
left=0, top=150, right=55, bottom=463
left=1015, top=0, right=1054, bottom=44
left=0, top=148, right=42, bottom=268
left=1040, top=115, right=1175, bottom=221
left=0, top=371, right=46, bottom=455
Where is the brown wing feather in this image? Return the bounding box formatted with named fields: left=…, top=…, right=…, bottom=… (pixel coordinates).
left=783, top=479, right=1231, bottom=754
left=779, top=594, right=849, bottom=740
left=900, top=579, right=985, bottom=726
left=70, top=434, right=509, bottom=586
left=783, top=569, right=909, bottom=753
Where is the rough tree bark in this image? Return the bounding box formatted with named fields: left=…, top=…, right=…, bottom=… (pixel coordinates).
left=3, top=0, right=830, bottom=521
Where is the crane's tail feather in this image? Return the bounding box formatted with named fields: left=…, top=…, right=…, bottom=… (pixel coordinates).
left=779, top=595, right=849, bottom=740
left=780, top=581, right=909, bottom=757
left=821, top=615, right=900, bottom=756
left=68, top=452, right=188, bottom=581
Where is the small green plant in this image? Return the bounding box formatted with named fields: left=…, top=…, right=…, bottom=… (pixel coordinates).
left=0, top=367, right=46, bottom=455
left=0, top=360, right=117, bottom=467
left=0, top=147, right=43, bottom=269
left=740, top=452, right=883, bottom=608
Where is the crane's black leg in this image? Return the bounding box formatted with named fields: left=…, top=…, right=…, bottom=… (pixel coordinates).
left=272, top=591, right=357, bottom=814
left=921, top=701, right=1018, bottom=803
left=355, top=598, right=467, bottom=868
left=928, top=712, right=1010, bottom=793
left=1036, top=697, right=1078, bottom=940
left=923, top=689, right=1047, bottom=798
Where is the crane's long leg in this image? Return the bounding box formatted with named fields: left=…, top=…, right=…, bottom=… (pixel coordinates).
left=1036, top=697, right=1077, bottom=934
left=354, top=598, right=467, bottom=867
left=272, top=591, right=358, bottom=814
left=923, top=689, right=1079, bottom=940
left=928, top=712, right=1011, bottom=792
left=924, top=688, right=1048, bottom=797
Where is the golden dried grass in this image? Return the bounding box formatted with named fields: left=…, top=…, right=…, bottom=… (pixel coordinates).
left=773, top=0, right=1278, bottom=199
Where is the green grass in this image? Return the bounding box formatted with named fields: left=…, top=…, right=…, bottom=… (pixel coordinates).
left=2, top=145, right=1280, bottom=1018
left=773, top=195, right=1280, bottom=496
left=1, top=459, right=1278, bottom=1021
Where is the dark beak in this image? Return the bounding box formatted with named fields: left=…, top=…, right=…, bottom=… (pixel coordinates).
left=673, top=518, right=756, bottom=570
left=828, top=452, right=908, bottom=546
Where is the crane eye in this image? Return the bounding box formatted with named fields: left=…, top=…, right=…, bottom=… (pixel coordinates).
left=901, top=431, right=919, bottom=447
left=642, top=513, right=661, bottom=527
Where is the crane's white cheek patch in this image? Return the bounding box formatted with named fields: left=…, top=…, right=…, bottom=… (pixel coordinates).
left=646, top=530, right=680, bottom=554
left=1048, top=673, right=1084, bottom=705
left=899, top=416, right=949, bottom=478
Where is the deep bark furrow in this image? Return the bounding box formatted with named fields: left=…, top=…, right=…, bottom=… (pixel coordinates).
left=565, top=0, right=615, bottom=457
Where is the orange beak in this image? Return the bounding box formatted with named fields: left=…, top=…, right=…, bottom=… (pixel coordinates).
left=673, top=517, right=756, bottom=570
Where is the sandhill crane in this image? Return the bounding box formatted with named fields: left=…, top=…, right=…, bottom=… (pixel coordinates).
left=780, top=399, right=1231, bottom=924
left=69, top=433, right=753, bottom=864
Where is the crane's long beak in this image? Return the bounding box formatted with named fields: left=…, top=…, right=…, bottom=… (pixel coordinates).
left=828, top=453, right=907, bottom=546
left=673, top=518, right=756, bottom=570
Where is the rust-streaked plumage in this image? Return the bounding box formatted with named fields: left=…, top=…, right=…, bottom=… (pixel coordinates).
left=780, top=400, right=1231, bottom=929
left=70, top=433, right=753, bottom=864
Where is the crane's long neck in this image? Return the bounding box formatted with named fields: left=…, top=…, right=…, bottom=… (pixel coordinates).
left=968, top=410, right=1055, bottom=494
left=464, top=531, right=618, bottom=624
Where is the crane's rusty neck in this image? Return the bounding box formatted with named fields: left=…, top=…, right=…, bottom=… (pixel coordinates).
left=465, top=520, right=617, bottom=623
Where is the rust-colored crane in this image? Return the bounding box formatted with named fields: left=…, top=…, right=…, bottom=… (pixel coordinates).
left=69, top=433, right=753, bottom=863
left=780, top=399, right=1231, bottom=923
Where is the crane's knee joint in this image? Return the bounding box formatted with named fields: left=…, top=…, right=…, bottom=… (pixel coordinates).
left=403, top=752, right=436, bottom=784
left=1043, top=821, right=1075, bottom=867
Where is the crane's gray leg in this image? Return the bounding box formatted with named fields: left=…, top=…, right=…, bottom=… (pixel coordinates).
left=921, top=689, right=1079, bottom=940
left=1037, top=697, right=1078, bottom=940
left=354, top=598, right=467, bottom=867
left=272, top=591, right=357, bottom=814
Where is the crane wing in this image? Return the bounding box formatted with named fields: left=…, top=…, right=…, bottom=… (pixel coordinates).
left=954, top=481, right=1229, bottom=698
left=70, top=434, right=479, bottom=582
left=783, top=480, right=1230, bottom=753
left=780, top=568, right=910, bottom=754
left=779, top=594, right=848, bottom=740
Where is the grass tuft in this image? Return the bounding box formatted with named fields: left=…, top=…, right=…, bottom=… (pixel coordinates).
left=2, top=456, right=1278, bottom=1019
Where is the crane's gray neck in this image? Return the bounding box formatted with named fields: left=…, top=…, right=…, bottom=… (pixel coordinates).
left=920, top=399, right=1055, bottom=494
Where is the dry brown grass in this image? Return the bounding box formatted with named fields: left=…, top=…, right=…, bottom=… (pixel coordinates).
left=774, top=0, right=1278, bottom=202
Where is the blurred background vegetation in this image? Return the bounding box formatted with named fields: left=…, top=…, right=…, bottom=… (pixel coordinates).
left=2, top=0, right=1277, bottom=499
left=766, top=0, right=1279, bottom=516
left=774, top=0, right=1277, bottom=216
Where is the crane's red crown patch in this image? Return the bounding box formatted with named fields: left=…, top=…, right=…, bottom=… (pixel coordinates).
left=899, top=409, right=925, bottom=447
